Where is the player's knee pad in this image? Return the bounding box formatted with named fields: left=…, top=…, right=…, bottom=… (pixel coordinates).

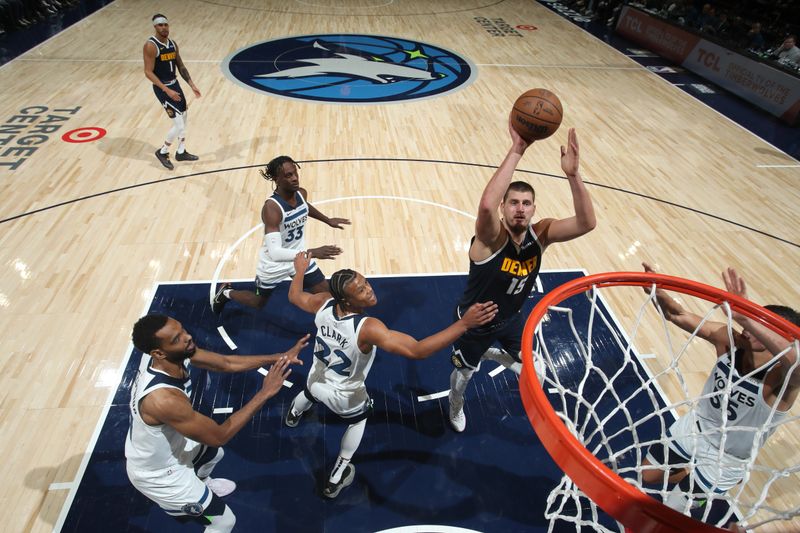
left=449, top=367, right=474, bottom=396
left=166, top=113, right=185, bottom=141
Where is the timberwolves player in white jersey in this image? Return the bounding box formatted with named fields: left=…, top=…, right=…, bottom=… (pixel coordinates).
left=640, top=264, right=800, bottom=507
left=143, top=14, right=202, bottom=171
left=126, top=314, right=306, bottom=531
left=212, top=156, right=350, bottom=315
left=447, top=123, right=596, bottom=433
left=284, top=252, right=498, bottom=498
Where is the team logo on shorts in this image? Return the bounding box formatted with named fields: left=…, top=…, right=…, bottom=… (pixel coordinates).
left=181, top=502, right=204, bottom=516
left=222, top=34, right=476, bottom=104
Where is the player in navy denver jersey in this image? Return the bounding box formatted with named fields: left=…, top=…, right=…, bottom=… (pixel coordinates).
left=447, top=120, right=597, bottom=432
left=143, top=14, right=202, bottom=171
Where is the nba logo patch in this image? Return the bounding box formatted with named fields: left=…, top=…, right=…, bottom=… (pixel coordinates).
left=222, top=34, right=476, bottom=104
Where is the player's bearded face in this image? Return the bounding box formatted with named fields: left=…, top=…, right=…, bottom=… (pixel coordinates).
left=502, top=192, right=535, bottom=231
left=157, top=320, right=198, bottom=362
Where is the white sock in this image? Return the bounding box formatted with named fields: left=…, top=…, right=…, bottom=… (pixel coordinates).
left=290, top=393, right=313, bottom=416
left=329, top=456, right=351, bottom=484
left=330, top=419, right=366, bottom=483
left=223, top=289, right=232, bottom=298
left=177, top=138, right=186, bottom=153
left=159, top=143, right=170, bottom=154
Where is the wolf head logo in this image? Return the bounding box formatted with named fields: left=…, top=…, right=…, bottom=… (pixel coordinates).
left=256, top=41, right=438, bottom=84
left=223, top=34, right=476, bottom=104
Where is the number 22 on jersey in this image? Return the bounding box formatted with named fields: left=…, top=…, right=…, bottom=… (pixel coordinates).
left=314, top=336, right=352, bottom=376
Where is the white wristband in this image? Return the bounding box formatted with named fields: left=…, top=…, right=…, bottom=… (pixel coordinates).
left=265, top=232, right=298, bottom=261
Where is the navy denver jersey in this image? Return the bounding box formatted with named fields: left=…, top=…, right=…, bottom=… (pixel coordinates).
left=457, top=227, right=543, bottom=324
left=148, top=37, right=177, bottom=84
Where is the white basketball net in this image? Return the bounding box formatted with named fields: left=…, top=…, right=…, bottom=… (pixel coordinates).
left=530, top=282, right=800, bottom=532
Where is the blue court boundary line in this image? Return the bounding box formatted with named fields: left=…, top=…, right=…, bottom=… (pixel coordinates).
left=1, top=157, right=796, bottom=249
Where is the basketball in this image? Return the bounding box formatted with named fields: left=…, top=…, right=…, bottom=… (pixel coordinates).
left=510, top=88, right=563, bottom=141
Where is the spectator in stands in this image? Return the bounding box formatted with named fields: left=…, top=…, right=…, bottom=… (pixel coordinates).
left=770, top=34, right=800, bottom=66
left=698, top=4, right=719, bottom=34
left=714, top=12, right=731, bottom=38
left=744, top=22, right=767, bottom=52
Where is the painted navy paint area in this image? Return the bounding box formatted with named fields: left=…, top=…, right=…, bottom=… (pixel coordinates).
left=62, top=272, right=684, bottom=532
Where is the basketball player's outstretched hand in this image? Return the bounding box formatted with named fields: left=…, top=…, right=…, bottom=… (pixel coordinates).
left=309, top=245, right=343, bottom=260
left=722, top=267, right=748, bottom=322
left=508, top=114, right=532, bottom=154
left=261, top=357, right=291, bottom=399
left=722, top=267, right=748, bottom=299
left=328, top=217, right=351, bottom=230
left=560, top=128, right=580, bottom=177
left=641, top=261, right=657, bottom=294
left=461, top=301, right=499, bottom=329
left=294, top=251, right=310, bottom=273
left=285, top=334, right=311, bottom=365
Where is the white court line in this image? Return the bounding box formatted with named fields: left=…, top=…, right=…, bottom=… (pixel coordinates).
left=217, top=326, right=237, bottom=350
left=257, top=367, right=293, bottom=388
left=639, top=353, right=657, bottom=359
left=417, top=390, right=450, bottom=402
left=213, top=407, right=234, bottom=414
left=756, top=164, right=800, bottom=168
left=49, top=482, right=75, bottom=491
left=488, top=365, right=506, bottom=377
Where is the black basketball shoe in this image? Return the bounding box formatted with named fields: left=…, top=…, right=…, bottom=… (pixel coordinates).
left=155, top=149, right=174, bottom=170
left=175, top=150, right=199, bottom=161
left=212, top=283, right=231, bottom=315
left=323, top=465, right=355, bottom=499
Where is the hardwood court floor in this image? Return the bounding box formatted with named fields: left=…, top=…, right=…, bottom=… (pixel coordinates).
left=0, top=0, right=797, bottom=531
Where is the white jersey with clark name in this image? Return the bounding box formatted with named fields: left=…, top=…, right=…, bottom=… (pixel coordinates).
left=306, top=298, right=376, bottom=418
left=668, top=352, right=787, bottom=491
left=256, top=190, right=319, bottom=288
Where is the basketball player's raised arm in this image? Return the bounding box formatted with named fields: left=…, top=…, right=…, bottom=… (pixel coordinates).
left=288, top=252, right=331, bottom=313
left=536, top=128, right=596, bottom=246
left=474, top=118, right=531, bottom=251
left=190, top=335, right=309, bottom=372
left=358, top=301, right=499, bottom=360
left=145, top=357, right=291, bottom=447
left=642, top=262, right=731, bottom=352
left=174, top=42, right=201, bottom=98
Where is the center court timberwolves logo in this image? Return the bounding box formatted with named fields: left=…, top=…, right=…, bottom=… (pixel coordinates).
left=222, top=34, right=476, bottom=104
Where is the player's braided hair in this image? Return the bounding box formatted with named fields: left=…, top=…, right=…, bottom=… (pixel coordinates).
left=132, top=313, right=169, bottom=354
left=329, top=269, right=357, bottom=306
left=259, top=156, right=300, bottom=182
